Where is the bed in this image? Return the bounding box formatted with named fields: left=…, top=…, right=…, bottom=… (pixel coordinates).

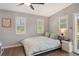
left=21, top=36, right=61, bottom=56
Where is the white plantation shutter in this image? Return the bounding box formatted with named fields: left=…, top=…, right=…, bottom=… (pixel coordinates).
left=15, top=16, right=26, bottom=34
left=37, top=19, right=44, bottom=33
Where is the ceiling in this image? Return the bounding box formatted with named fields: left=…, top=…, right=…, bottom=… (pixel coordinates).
left=0, top=3, right=72, bottom=17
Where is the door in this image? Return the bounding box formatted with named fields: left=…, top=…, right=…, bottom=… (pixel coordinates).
left=74, top=13, right=79, bottom=54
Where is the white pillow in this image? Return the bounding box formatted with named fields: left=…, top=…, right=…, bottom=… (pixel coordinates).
left=44, top=32, right=50, bottom=37
left=50, top=33, right=57, bottom=39
left=50, top=33, right=54, bottom=38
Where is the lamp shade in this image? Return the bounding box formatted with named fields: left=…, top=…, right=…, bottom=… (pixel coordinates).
left=60, top=28, right=68, bottom=36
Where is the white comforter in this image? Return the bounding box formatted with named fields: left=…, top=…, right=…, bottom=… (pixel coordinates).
left=21, top=36, right=60, bottom=56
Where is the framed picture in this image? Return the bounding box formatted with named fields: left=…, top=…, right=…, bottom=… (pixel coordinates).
left=2, top=18, right=11, bottom=28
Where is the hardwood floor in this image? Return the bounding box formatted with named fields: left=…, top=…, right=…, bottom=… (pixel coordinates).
left=2, top=46, right=26, bottom=56
left=1, top=46, right=77, bottom=56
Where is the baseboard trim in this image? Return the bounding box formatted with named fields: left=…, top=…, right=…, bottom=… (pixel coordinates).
left=2, top=43, right=22, bottom=49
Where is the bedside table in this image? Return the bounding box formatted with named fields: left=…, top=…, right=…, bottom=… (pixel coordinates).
left=61, top=40, right=73, bottom=53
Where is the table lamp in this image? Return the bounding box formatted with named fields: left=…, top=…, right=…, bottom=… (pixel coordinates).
left=60, top=28, right=68, bottom=40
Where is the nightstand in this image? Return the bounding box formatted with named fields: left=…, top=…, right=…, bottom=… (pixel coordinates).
left=61, top=40, right=73, bottom=53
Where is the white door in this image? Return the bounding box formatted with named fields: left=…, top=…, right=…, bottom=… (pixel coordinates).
left=74, top=13, right=79, bottom=54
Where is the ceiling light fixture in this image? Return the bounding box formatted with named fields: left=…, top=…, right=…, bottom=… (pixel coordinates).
left=24, top=3, right=31, bottom=6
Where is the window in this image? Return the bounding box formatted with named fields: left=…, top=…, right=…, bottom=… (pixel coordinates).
left=37, top=19, right=44, bottom=33
left=59, top=16, right=68, bottom=29
left=15, top=16, right=26, bottom=34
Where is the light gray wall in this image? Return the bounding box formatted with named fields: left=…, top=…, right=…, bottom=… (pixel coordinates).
left=1, top=3, right=79, bottom=46
left=0, top=10, right=49, bottom=46
left=49, top=3, right=79, bottom=41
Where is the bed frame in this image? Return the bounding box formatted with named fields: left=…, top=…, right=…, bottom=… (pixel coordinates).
left=26, top=45, right=61, bottom=56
